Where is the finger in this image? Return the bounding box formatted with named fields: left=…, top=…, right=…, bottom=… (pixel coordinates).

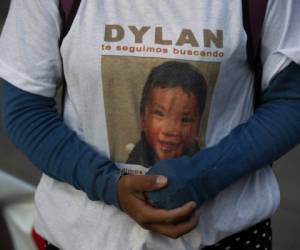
left=123, top=175, right=168, bottom=193
left=134, top=200, right=197, bottom=225
left=145, top=209, right=201, bottom=239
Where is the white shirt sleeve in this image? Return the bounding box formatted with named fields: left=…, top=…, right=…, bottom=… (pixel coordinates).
left=261, top=0, right=300, bottom=90
left=0, top=0, right=63, bottom=97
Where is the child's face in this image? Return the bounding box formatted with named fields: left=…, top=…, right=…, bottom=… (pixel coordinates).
left=142, top=86, right=200, bottom=160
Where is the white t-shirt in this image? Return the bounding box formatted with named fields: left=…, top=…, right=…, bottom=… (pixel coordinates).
left=1, top=0, right=300, bottom=249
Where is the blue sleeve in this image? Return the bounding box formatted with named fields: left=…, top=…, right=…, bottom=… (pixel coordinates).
left=2, top=82, right=120, bottom=207
left=147, top=62, right=300, bottom=209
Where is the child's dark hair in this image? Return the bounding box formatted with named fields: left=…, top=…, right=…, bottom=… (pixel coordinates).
left=140, top=61, right=207, bottom=117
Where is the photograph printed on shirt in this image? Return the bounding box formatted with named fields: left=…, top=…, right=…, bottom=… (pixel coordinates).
left=101, top=56, right=220, bottom=167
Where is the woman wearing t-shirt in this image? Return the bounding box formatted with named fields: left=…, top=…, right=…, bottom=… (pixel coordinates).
left=1, top=0, right=300, bottom=249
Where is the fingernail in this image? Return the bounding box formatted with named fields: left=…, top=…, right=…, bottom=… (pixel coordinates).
left=190, top=201, right=197, bottom=208
left=156, top=176, right=167, bottom=184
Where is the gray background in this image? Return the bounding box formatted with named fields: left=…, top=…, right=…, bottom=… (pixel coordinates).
left=0, top=1, right=299, bottom=249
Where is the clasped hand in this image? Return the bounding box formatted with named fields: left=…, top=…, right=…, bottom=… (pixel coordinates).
left=117, top=174, right=201, bottom=239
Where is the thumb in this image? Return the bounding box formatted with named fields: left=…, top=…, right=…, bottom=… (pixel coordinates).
left=127, top=175, right=168, bottom=192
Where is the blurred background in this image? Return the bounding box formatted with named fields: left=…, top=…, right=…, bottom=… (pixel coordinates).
left=0, top=0, right=299, bottom=249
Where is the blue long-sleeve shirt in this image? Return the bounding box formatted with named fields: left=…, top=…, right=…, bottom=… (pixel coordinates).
left=2, top=82, right=121, bottom=207
left=2, top=62, right=300, bottom=209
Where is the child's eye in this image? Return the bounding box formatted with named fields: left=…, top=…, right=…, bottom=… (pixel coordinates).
left=181, top=117, right=195, bottom=124
left=153, top=110, right=164, bottom=117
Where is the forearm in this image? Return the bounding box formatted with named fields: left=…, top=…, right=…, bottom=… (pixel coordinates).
left=147, top=62, right=300, bottom=209
left=2, top=81, right=120, bottom=207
